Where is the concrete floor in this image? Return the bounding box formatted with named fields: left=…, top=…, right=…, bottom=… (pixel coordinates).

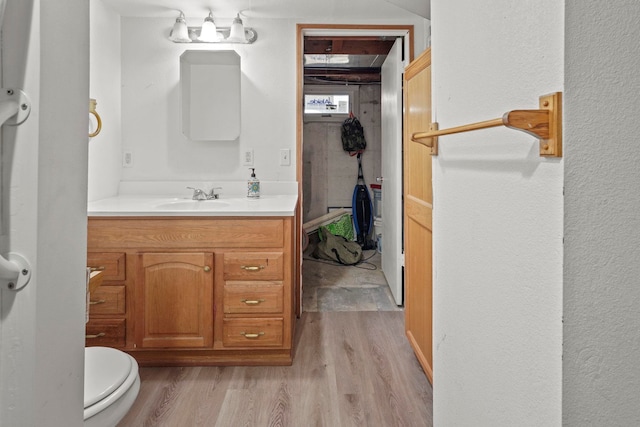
left=302, top=248, right=401, bottom=312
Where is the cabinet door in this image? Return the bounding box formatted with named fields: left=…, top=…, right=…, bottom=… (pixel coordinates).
left=137, top=252, right=214, bottom=348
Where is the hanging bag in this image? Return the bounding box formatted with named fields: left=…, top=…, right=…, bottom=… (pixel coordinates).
left=341, top=113, right=367, bottom=154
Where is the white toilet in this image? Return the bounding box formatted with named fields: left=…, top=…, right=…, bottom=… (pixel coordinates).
left=84, top=346, right=140, bottom=426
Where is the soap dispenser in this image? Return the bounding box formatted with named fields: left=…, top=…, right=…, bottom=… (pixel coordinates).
left=247, top=168, right=260, bottom=198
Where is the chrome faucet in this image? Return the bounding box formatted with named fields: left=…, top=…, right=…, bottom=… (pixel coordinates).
left=187, top=187, right=222, bottom=200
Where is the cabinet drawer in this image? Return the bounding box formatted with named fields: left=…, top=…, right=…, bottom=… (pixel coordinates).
left=88, top=218, right=284, bottom=248
left=222, top=318, right=283, bottom=347
left=85, top=319, right=125, bottom=347
left=87, top=252, right=126, bottom=281
left=89, top=285, right=126, bottom=316
left=224, top=282, right=284, bottom=314
left=223, top=252, right=284, bottom=281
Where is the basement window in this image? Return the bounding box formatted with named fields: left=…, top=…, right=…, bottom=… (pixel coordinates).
left=303, top=85, right=359, bottom=122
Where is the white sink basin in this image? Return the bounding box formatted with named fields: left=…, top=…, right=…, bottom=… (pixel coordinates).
left=154, top=200, right=231, bottom=210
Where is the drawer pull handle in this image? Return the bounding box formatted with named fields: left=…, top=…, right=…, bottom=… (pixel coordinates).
left=241, top=298, right=265, bottom=305
left=89, top=266, right=105, bottom=272
left=85, top=332, right=106, bottom=339
left=240, top=332, right=265, bottom=339
left=240, top=265, right=265, bottom=271
left=89, top=299, right=106, bottom=305
left=203, top=266, right=211, bottom=272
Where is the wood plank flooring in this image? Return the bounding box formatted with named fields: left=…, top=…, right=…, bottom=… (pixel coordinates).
left=118, top=311, right=433, bottom=426
left=118, top=255, right=433, bottom=426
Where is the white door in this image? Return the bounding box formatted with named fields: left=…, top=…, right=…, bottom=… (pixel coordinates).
left=380, top=38, right=405, bottom=305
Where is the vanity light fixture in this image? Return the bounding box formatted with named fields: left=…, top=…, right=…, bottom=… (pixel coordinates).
left=168, top=10, right=257, bottom=44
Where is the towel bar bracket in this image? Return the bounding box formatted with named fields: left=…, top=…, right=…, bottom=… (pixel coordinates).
left=429, top=122, right=438, bottom=155
left=536, top=92, right=562, bottom=157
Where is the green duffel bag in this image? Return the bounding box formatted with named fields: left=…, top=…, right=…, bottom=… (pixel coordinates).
left=313, top=226, right=363, bottom=265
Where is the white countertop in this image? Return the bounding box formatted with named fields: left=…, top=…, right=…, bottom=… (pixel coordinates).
left=88, top=194, right=298, bottom=217
left=88, top=181, right=298, bottom=217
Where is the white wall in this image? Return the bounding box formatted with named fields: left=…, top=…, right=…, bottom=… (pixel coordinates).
left=88, top=1, right=121, bottom=201
left=431, top=0, right=564, bottom=425
left=86, top=9, right=426, bottom=193
left=563, top=1, right=640, bottom=425
left=0, top=0, right=88, bottom=425
left=119, top=17, right=299, bottom=184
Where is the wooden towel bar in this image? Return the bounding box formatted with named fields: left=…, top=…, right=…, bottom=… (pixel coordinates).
left=411, top=92, right=562, bottom=157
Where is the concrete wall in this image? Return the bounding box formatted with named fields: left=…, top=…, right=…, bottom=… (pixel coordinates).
left=303, top=85, right=381, bottom=222
left=563, top=1, right=640, bottom=425
left=430, top=0, right=564, bottom=424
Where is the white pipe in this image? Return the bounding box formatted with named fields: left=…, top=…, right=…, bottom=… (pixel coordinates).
left=0, top=253, right=19, bottom=281
left=0, top=99, right=19, bottom=126
left=0, top=0, right=6, bottom=34
left=0, top=90, right=31, bottom=291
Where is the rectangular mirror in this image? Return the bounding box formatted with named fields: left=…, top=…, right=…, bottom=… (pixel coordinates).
left=180, top=50, right=241, bottom=141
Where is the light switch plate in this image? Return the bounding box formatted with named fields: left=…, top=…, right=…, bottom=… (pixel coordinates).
left=279, top=149, right=290, bottom=166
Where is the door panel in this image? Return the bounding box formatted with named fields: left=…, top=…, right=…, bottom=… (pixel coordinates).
left=403, top=49, right=433, bottom=383
left=137, top=252, right=214, bottom=348
left=381, top=38, right=405, bottom=305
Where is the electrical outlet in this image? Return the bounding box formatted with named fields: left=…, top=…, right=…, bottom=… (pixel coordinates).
left=279, top=148, right=291, bottom=166
left=243, top=149, right=254, bottom=166
left=123, top=151, right=133, bottom=168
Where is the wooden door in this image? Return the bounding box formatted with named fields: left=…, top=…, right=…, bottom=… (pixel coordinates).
left=381, top=37, right=405, bottom=305
left=137, top=252, right=214, bottom=348
left=403, top=49, right=433, bottom=383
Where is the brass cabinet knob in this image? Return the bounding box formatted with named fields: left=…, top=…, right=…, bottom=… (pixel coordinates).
left=203, top=266, right=211, bottom=272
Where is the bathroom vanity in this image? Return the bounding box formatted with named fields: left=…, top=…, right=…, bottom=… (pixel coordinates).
left=86, top=192, right=298, bottom=366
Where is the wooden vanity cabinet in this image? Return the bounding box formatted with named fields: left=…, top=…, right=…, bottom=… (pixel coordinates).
left=87, top=216, right=295, bottom=366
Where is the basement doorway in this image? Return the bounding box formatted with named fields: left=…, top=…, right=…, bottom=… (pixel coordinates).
left=296, top=24, right=414, bottom=314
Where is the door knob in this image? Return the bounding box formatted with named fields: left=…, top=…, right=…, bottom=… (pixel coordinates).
left=376, top=177, right=384, bottom=182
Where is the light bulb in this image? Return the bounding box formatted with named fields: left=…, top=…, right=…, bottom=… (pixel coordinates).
left=227, top=14, right=247, bottom=42
left=198, top=12, right=219, bottom=42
